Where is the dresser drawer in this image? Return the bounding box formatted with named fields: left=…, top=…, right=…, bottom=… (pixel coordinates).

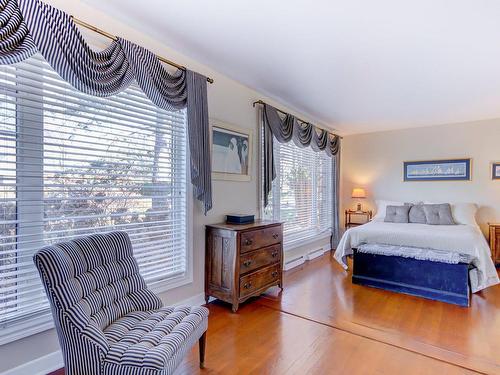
left=240, top=244, right=281, bottom=274
left=240, top=225, right=282, bottom=253
left=494, top=233, right=500, bottom=264
left=490, top=225, right=500, bottom=265
left=239, top=264, right=280, bottom=298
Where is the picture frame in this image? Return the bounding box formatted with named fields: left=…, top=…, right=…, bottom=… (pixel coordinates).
left=403, top=158, right=471, bottom=182
left=492, top=162, right=500, bottom=180
left=210, top=120, right=252, bottom=182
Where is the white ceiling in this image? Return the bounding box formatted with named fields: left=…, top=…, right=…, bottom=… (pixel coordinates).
left=84, top=0, right=500, bottom=135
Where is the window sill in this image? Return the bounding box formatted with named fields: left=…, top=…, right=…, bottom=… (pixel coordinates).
left=147, top=272, right=193, bottom=295
left=0, top=273, right=193, bottom=346
left=0, top=312, right=54, bottom=346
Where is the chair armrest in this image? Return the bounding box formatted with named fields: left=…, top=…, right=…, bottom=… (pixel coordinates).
left=128, top=288, right=163, bottom=311
left=64, top=304, right=109, bottom=353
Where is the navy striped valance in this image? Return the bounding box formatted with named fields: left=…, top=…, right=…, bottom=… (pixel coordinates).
left=0, top=0, right=36, bottom=64
left=0, top=0, right=212, bottom=213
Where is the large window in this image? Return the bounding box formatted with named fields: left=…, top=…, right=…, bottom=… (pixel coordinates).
left=0, top=55, right=189, bottom=339
left=264, top=140, right=333, bottom=247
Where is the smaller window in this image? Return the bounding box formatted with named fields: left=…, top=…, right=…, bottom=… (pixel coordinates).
left=264, top=140, right=333, bottom=247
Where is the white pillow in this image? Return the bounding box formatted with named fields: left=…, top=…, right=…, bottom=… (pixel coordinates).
left=424, top=201, right=478, bottom=226
left=372, top=200, right=405, bottom=222
left=451, top=203, right=478, bottom=226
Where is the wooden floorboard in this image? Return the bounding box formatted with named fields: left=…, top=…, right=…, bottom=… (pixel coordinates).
left=49, top=252, right=500, bottom=375
left=258, top=253, right=500, bottom=374
left=173, top=302, right=477, bottom=375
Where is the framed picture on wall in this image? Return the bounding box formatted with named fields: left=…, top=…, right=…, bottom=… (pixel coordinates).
left=403, top=158, right=471, bottom=181
left=211, top=120, right=252, bottom=181
left=492, top=162, right=500, bottom=180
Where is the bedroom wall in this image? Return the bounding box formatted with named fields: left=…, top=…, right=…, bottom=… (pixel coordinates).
left=341, top=118, right=500, bottom=235
left=0, top=1, right=329, bottom=373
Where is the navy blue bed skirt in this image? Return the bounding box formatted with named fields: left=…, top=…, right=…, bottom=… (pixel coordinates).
left=352, top=250, right=471, bottom=307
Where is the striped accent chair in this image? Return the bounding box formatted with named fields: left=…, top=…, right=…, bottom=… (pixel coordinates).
left=33, top=231, right=209, bottom=375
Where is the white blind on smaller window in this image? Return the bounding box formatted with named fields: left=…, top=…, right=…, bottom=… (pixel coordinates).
left=264, top=140, right=333, bottom=245
left=0, top=55, right=188, bottom=328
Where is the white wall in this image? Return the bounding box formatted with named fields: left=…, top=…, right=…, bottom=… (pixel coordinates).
left=341, top=118, right=500, bottom=234
left=0, top=1, right=325, bottom=373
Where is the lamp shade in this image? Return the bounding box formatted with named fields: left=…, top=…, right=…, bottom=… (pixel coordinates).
left=351, top=188, right=366, bottom=199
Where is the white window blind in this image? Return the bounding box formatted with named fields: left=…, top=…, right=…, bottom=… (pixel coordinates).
left=264, top=140, right=333, bottom=247
left=0, top=55, right=188, bottom=331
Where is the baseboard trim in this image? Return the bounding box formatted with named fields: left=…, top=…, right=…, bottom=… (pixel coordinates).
left=1, top=293, right=207, bottom=375
left=173, top=292, right=207, bottom=307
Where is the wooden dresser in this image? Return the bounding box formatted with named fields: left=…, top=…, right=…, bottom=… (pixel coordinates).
left=489, top=223, right=500, bottom=266
left=205, top=220, right=283, bottom=312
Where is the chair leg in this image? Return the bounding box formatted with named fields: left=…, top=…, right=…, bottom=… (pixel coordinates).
left=199, top=331, right=207, bottom=369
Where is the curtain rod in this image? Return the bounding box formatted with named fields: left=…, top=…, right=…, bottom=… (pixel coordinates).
left=70, top=16, right=214, bottom=84
left=252, top=100, right=342, bottom=138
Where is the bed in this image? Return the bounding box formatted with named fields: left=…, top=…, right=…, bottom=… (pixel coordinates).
left=333, top=202, right=500, bottom=306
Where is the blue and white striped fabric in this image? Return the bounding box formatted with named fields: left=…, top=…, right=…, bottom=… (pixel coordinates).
left=186, top=70, right=212, bottom=214
left=17, top=0, right=135, bottom=96
left=0, top=0, right=36, bottom=64
left=119, top=38, right=187, bottom=111
left=34, top=231, right=209, bottom=375
left=3, top=0, right=213, bottom=213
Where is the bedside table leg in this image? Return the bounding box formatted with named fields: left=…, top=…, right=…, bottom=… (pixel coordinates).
left=204, top=294, right=210, bottom=305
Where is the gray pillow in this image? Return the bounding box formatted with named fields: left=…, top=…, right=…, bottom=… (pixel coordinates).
left=409, top=204, right=427, bottom=224
left=422, top=204, right=456, bottom=225
left=384, top=205, right=410, bottom=223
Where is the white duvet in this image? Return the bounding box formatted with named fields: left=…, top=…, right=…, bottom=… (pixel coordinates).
left=334, top=221, right=500, bottom=293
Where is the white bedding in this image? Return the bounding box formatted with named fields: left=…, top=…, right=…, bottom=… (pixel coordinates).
left=334, top=221, right=500, bottom=293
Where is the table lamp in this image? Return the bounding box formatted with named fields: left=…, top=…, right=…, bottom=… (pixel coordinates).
left=351, top=188, right=366, bottom=212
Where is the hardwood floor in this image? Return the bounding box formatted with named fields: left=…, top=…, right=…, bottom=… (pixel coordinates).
left=259, top=255, right=500, bottom=374
left=49, top=253, right=500, bottom=375
left=173, top=302, right=476, bottom=375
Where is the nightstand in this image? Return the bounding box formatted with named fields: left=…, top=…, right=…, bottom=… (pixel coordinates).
left=345, top=209, right=372, bottom=229
left=489, top=223, right=500, bottom=267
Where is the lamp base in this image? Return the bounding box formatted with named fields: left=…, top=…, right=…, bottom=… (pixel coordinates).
left=356, top=203, right=362, bottom=212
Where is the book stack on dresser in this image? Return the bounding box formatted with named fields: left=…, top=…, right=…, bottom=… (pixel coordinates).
left=205, top=220, right=283, bottom=312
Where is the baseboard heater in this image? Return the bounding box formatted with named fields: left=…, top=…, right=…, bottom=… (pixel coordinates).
left=284, top=246, right=329, bottom=271
left=306, top=247, right=325, bottom=261
left=284, top=255, right=305, bottom=271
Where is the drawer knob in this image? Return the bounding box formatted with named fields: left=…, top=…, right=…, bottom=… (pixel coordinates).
left=273, top=233, right=279, bottom=239
left=244, top=238, right=253, bottom=246
left=272, top=271, right=278, bottom=278
left=244, top=282, right=252, bottom=289
left=271, top=251, right=278, bottom=258
left=243, top=260, right=252, bottom=267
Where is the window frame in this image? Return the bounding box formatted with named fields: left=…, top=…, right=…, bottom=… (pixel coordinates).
left=260, top=114, right=333, bottom=251
left=0, top=59, right=193, bottom=345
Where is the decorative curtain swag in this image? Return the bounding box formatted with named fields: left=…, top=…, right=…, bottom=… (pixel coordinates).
left=0, top=0, right=212, bottom=213
left=18, top=0, right=135, bottom=96
left=0, top=0, right=36, bottom=64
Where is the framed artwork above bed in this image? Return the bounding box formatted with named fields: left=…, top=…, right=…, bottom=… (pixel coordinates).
left=403, top=158, right=471, bottom=181
left=492, top=162, right=500, bottom=180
